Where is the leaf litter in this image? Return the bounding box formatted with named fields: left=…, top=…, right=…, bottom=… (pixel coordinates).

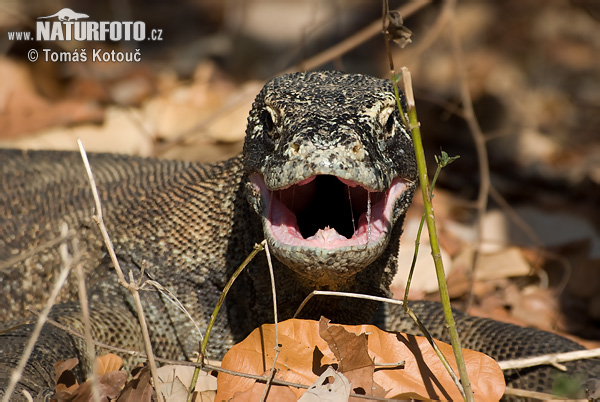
left=216, top=317, right=505, bottom=401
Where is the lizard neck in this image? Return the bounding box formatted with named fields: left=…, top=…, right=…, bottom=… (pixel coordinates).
left=235, top=213, right=404, bottom=328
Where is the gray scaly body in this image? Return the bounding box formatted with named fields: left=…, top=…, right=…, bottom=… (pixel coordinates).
left=1, top=71, right=597, bottom=400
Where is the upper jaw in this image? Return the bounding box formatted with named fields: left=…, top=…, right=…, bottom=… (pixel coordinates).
left=248, top=172, right=414, bottom=286
left=260, top=129, right=396, bottom=193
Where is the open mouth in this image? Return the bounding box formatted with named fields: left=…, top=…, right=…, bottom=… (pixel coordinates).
left=249, top=174, right=410, bottom=250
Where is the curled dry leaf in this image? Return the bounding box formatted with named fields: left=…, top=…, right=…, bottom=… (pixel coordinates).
left=53, top=357, right=80, bottom=399
left=52, top=355, right=127, bottom=402
left=298, top=366, right=351, bottom=401
left=216, top=318, right=505, bottom=401
left=70, top=371, right=128, bottom=402
left=117, top=364, right=154, bottom=402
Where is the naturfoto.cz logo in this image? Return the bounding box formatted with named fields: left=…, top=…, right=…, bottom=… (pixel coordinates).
left=8, top=8, right=163, bottom=63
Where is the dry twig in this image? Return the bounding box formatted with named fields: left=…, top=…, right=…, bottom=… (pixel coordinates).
left=260, top=240, right=281, bottom=402
left=64, top=228, right=100, bottom=402
left=498, top=347, right=600, bottom=371
left=447, top=8, right=490, bottom=308
left=503, top=386, right=568, bottom=400
left=1, top=227, right=81, bottom=402
left=294, top=290, right=403, bottom=318
left=77, top=139, right=163, bottom=402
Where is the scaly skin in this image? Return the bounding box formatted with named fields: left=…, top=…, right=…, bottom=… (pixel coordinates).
left=1, top=71, right=598, bottom=400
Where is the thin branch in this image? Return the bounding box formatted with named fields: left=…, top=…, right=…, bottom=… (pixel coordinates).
left=503, top=386, right=566, bottom=400
left=488, top=184, right=543, bottom=249
left=294, top=290, right=403, bottom=318
left=404, top=0, right=454, bottom=60
left=187, top=241, right=266, bottom=401
left=264, top=241, right=279, bottom=346
left=1, top=231, right=80, bottom=402
left=447, top=10, right=490, bottom=308
left=498, top=347, right=600, bottom=371
left=152, top=83, right=260, bottom=157
left=30, top=311, right=144, bottom=357
left=403, top=151, right=458, bottom=306
left=0, top=229, right=77, bottom=271
left=199, top=242, right=264, bottom=357
left=403, top=305, right=464, bottom=393
left=290, top=0, right=430, bottom=73
left=260, top=240, right=281, bottom=402
left=67, top=227, right=100, bottom=402
left=77, top=139, right=163, bottom=402
left=144, top=279, right=204, bottom=344
left=77, top=140, right=127, bottom=287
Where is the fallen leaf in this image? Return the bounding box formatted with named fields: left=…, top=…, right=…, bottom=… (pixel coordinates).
left=474, top=247, right=532, bottom=280
left=216, top=318, right=505, bottom=401
left=298, top=366, right=350, bottom=401
left=51, top=355, right=127, bottom=402
left=0, top=59, right=104, bottom=139
left=7, top=107, right=153, bottom=156
left=394, top=216, right=454, bottom=293
left=117, top=364, right=154, bottom=402
left=53, top=358, right=80, bottom=400
left=71, top=371, right=128, bottom=402
left=156, top=364, right=217, bottom=401
left=97, top=353, right=123, bottom=375
left=318, top=318, right=385, bottom=398
left=230, top=381, right=298, bottom=401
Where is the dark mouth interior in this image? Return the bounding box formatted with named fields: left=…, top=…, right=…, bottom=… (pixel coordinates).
left=273, top=175, right=385, bottom=239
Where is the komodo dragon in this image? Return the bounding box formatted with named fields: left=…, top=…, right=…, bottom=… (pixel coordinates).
left=0, top=71, right=598, bottom=400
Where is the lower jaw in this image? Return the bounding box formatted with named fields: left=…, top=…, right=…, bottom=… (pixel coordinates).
left=263, top=225, right=390, bottom=287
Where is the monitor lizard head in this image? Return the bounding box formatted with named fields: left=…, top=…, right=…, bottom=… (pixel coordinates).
left=243, top=71, right=418, bottom=288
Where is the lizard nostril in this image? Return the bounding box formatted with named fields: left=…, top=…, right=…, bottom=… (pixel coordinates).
left=291, top=142, right=300, bottom=154
left=351, top=143, right=365, bottom=160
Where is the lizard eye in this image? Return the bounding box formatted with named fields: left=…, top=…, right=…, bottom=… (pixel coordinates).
left=380, top=107, right=395, bottom=138
left=385, top=113, right=395, bottom=134
left=262, top=105, right=279, bottom=136
left=262, top=110, right=273, bottom=132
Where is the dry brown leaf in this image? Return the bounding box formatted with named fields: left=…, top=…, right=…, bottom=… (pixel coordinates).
left=71, top=371, right=128, bottom=402
left=216, top=318, right=505, bottom=401
left=53, top=358, right=80, bottom=400
left=318, top=318, right=385, bottom=398
left=117, top=364, right=154, bottom=402
left=52, top=356, right=127, bottom=402
left=0, top=76, right=104, bottom=139
left=475, top=248, right=532, bottom=280
left=96, top=353, right=124, bottom=375
left=7, top=107, right=153, bottom=156
left=227, top=382, right=298, bottom=401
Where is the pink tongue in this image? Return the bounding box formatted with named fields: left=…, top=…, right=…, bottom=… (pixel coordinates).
left=305, top=226, right=348, bottom=245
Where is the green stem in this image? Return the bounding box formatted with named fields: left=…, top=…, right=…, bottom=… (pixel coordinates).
left=187, top=242, right=265, bottom=402
left=395, top=68, right=474, bottom=402
left=403, top=162, right=445, bottom=305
